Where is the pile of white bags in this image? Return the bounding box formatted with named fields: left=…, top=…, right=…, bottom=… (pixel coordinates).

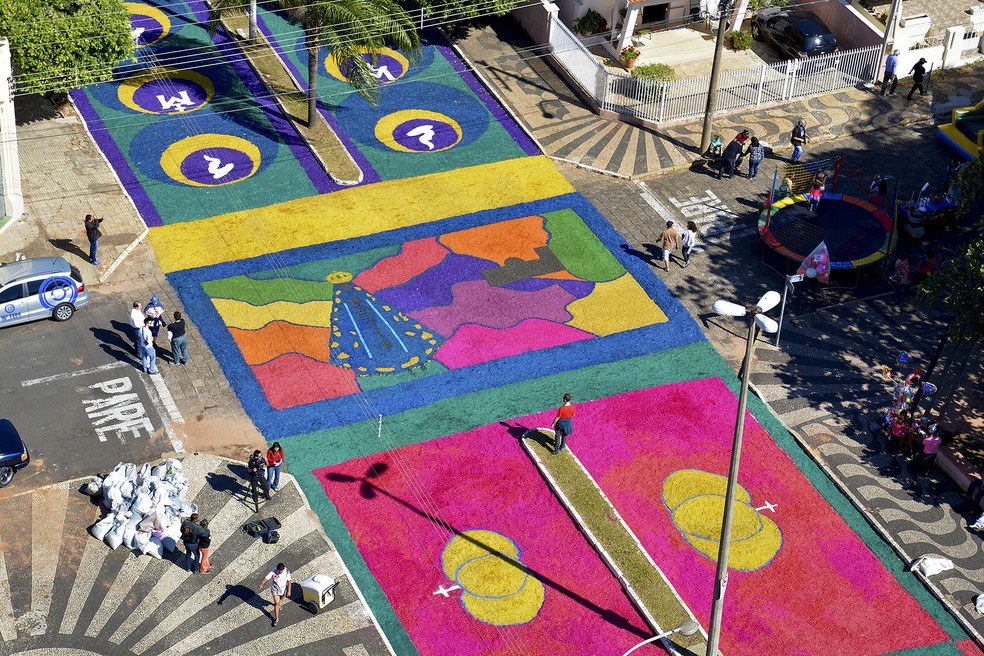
left=87, top=459, right=194, bottom=559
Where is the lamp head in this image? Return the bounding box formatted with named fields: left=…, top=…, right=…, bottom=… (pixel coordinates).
left=755, top=313, right=779, bottom=334
left=676, top=619, right=701, bottom=636
left=756, top=290, right=781, bottom=313
left=712, top=300, right=746, bottom=317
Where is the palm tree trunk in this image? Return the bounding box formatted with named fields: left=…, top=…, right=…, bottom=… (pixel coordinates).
left=306, top=33, right=319, bottom=128
left=249, top=0, right=257, bottom=42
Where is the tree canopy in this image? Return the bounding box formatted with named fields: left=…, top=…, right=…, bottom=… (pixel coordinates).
left=407, top=0, right=519, bottom=24
left=916, top=154, right=984, bottom=342
left=0, top=0, right=135, bottom=95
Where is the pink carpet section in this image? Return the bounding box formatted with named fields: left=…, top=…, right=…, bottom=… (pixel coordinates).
left=354, top=238, right=450, bottom=294
left=252, top=353, right=359, bottom=409
left=529, top=378, right=950, bottom=656
left=315, top=431, right=656, bottom=656
left=434, top=319, right=594, bottom=369
left=958, top=640, right=984, bottom=656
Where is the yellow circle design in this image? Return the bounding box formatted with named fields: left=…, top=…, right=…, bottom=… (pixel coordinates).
left=324, top=48, right=410, bottom=83
left=441, top=530, right=544, bottom=626
left=125, top=2, right=171, bottom=47
left=663, top=470, right=782, bottom=572
left=159, top=134, right=261, bottom=187
left=374, top=110, right=462, bottom=154
left=117, top=68, right=214, bottom=115
left=326, top=271, right=353, bottom=283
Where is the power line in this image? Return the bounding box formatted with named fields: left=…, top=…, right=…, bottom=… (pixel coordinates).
left=12, top=0, right=537, bottom=90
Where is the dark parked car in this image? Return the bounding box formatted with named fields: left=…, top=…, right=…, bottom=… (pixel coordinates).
left=751, top=8, right=839, bottom=61
left=0, top=419, right=29, bottom=487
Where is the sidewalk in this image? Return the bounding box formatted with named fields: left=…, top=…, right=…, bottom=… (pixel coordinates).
left=0, top=454, right=393, bottom=655
left=455, top=18, right=984, bottom=178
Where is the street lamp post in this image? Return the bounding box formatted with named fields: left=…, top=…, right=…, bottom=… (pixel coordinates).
left=706, top=291, right=780, bottom=656
left=699, top=0, right=734, bottom=154
left=621, top=619, right=701, bottom=656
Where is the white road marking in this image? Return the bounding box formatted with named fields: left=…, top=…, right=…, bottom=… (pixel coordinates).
left=136, top=374, right=185, bottom=454
left=0, top=550, right=17, bottom=642
left=21, top=362, right=127, bottom=387
left=634, top=180, right=677, bottom=223
left=148, top=370, right=184, bottom=424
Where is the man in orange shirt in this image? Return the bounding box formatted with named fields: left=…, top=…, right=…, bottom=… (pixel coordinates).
left=551, top=393, right=575, bottom=455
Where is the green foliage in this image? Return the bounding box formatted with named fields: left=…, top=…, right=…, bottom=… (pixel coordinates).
left=749, top=0, right=788, bottom=9
left=407, top=0, right=518, bottom=23
left=573, top=9, right=608, bottom=35
left=0, top=0, right=135, bottom=94
left=731, top=30, right=752, bottom=50
left=631, top=63, right=675, bottom=82
left=211, top=0, right=420, bottom=110
left=916, top=155, right=984, bottom=342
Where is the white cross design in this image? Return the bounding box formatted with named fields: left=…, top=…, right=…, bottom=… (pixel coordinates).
left=157, top=91, right=196, bottom=113
left=406, top=125, right=436, bottom=150
left=755, top=501, right=778, bottom=513
left=370, top=64, right=397, bottom=82
left=432, top=584, right=461, bottom=598
left=202, top=154, right=234, bottom=180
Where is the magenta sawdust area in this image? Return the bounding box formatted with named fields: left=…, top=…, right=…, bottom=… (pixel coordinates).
left=314, top=378, right=967, bottom=656
left=315, top=429, right=656, bottom=656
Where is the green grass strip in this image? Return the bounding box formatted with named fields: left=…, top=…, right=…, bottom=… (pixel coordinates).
left=217, top=12, right=362, bottom=183
left=525, top=431, right=705, bottom=651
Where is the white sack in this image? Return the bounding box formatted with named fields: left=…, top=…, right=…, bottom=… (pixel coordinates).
left=142, top=537, right=164, bottom=559
left=911, top=557, right=954, bottom=576
left=89, top=515, right=114, bottom=541
left=105, top=524, right=124, bottom=550
left=85, top=477, right=103, bottom=496
left=122, top=525, right=137, bottom=550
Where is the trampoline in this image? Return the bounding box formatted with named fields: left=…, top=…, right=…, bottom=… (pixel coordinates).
left=759, top=193, right=896, bottom=269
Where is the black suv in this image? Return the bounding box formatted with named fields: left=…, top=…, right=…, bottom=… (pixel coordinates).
left=751, top=8, right=839, bottom=60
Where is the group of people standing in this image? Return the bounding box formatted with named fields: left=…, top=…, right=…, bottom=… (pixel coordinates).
left=180, top=513, right=211, bottom=573
left=247, top=443, right=286, bottom=511
left=716, top=129, right=768, bottom=179
left=879, top=49, right=929, bottom=100
left=128, top=296, right=190, bottom=374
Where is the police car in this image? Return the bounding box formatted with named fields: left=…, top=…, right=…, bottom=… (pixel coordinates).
left=0, top=257, right=89, bottom=326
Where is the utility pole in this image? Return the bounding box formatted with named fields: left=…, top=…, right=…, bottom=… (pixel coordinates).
left=876, top=0, right=903, bottom=82
left=0, top=38, right=25, bottom=220
left=699, top=0, right=733, bottom=154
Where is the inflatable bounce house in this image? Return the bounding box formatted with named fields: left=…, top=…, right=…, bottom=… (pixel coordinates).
left=938, top=97, right=984, bottom=160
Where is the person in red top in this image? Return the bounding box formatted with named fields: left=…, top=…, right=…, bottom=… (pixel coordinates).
left=266, top=442, right=285, bottom=491
left=551, top=393, right=575, bottom=455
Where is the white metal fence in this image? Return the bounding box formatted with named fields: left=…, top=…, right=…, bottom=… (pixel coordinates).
left=547, top=16, right=882, bottom=123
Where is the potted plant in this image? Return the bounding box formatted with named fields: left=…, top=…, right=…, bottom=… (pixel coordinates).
left=620, top=45, right=642, bottom=69
left=573, top=9, right=608, bottom=35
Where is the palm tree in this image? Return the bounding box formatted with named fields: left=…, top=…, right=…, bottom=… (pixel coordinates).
left=209, top=0, right=420, bottom=126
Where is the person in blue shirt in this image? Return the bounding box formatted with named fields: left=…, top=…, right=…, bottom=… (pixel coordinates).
left=880, top=49, right=900, bottom=96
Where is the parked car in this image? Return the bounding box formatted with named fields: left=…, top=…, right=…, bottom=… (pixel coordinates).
left=0, top=419, right=30, bottom=487
left=0, top=257, right=89, bottom=327
left=751, top=8, right=839, bottom=61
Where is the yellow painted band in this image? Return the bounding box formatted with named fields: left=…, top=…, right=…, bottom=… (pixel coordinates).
left=149, top=156, right=574, bottom=273
left=160, top=134, right=262, bottom=187
left=117, top=68, right=214, bottom=115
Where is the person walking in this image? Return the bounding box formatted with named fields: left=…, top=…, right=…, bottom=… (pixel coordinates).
left=266, top=443, right=285, bottom=491
left=790, top=119, right=808, bottom=163
left=880, top=49, right=900, bottom=96
left=129, top=301, right=145, bottom=354
left=248, top=449, right=271, bottom=512
left=258, top=563, right=293, bottom=627
left=658, top=220, right=681, bottom=270
left=746, top=137, right=765, bottom=179
left=140, top=317, right=159, bottom=374
left=168, top=311, right=189, bottom=365
left=550, top=393, right=575, bottom=455
left=681, top=221, right=700, bottom=268
left=180, top=513, right=209, bottom=572
left=717, top=137, right=744, bottom=179
left=84, top=215, right=103, bottom=266
left=906, top=58, right=927, bottom=100
left=198, top=518, right=212, bottom=573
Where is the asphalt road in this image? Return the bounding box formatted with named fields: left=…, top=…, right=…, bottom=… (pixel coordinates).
left=0, top=288, right=180, bottom=496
